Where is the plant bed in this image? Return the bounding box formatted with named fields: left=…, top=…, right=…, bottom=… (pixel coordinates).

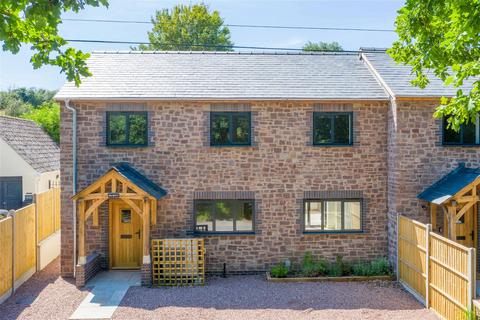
left=266, top=272, right=395, bottom=282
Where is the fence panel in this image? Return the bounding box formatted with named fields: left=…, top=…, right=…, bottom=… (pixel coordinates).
left=398, top=215, right=428, bottom=301
left=37, top=188, right=56, bottom=242
left=14, top=205, right=36, bottom=282
left=151, top=238, right=205, bottom=286
left=0, top=217, right=13, bottom=300
left=429, top=233, right=472, bottom=320
left=398, top=215, right=475, bottom=320
left=54, top=187, right=61, bottom=231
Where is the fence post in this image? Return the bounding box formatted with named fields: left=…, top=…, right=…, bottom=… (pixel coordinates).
left=11, top=210, right=16, bottom=294
left=467, top=247, right=475, bottom=312
left=396, top=213, right=399, bottom=282
left=425, top=224, right=432, bottom=309
left=34, top=193, right=38, bottom=272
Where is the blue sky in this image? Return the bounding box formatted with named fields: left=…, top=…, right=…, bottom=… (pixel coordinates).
left=0, top=0, right=403, bottom=91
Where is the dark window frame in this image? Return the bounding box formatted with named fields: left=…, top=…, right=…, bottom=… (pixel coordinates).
left=312, top=112, right=353, bottom=146
left=193, top=199, right=255, bottom=235
left=442, top=116, right=480, bottom=146
left=303, top=198, right=363, bottom=234
left=210, top=112, right=252, bottom=147
left=106, top=111, right=148, bottom=147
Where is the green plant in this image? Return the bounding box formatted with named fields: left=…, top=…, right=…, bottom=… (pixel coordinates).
left=269, top=263, right=289, bottom=278
left=352, top=258, right=392, bottom=276
left=301, top=252, right=328, bottom=277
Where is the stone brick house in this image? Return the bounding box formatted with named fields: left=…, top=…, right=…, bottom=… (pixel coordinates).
left=55, top=49, right=477, bottom=286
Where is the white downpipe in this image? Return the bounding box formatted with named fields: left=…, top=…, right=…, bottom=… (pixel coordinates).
left=64, top=100, right=77, bottom=277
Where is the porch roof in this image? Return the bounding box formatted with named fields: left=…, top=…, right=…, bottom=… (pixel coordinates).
left=111, top=162, right=167, bottom=199
left=417, top=164, right=480, bottom=205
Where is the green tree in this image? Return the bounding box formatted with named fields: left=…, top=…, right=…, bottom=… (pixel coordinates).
left=1, top=0, right=108, bottom=85
left=302, top=41, right=343, bottom=52
left=0, top=91, right=32, bottom=117
left=138, top=4, right=233, bottom=51
left=22, top=101, right=60, bottom=143
left=388, top=0, right=480, bottom=131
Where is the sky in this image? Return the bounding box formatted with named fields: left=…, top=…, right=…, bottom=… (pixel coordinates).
left=0, top=0, right=404, bottom=91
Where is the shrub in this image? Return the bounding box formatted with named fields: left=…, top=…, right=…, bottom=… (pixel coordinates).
left=301, top=252, right=328, bottom=277
left=269, top=263, right=289, bottom=278
left=327, top=255, right=352, bottom=277
left=352, top=258, right=392, bottom=276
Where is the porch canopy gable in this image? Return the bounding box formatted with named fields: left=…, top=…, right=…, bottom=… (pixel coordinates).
left=418, top=164, right=480, bottom=205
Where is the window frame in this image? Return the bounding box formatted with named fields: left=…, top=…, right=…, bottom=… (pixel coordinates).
left=303, top=198, right=363, bottom=234
left=106, top=111, right=148, bottom=147
left=442, top=115, right=480, bottom=146
left=312, top=112, right=353, bottom=146
left=193, top=199, right=255, bottom=235
left=210, top=112, right=252, bottom=147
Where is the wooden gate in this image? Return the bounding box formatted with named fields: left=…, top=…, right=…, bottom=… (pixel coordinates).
left=398, top=215, right=476, bottom=320
left=151, top=239, right=205, bottom=286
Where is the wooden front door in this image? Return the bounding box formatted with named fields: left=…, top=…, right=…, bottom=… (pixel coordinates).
left=110, top=201, right=143, bottom=269
left=455, top=205, right=476, bottom=248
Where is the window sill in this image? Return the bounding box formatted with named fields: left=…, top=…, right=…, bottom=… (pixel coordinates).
left=442, top=144, right=480, bottom=147
left=209, top=144, right=253, bottom=148
left=106, top=144, right=150, bottom=148
left=311, top=144, right=354, bottom=147
left=194, top=232, right=255, bottom=236
left=303, top=230, right=364, bottom=235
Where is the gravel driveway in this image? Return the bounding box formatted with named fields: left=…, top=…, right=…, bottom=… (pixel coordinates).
left=0, top=259, right=438, bottom=320
left=113, top=276, right=438, bottom=320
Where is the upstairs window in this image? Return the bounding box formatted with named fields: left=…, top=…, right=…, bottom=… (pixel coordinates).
left=313, top=112, right=352, bottom=145
left=443, top=116, right=479, bottom=145
left=194, top=200, right=254, bottom=233
left=107, top=112, right=148, bottom=146
left=304, top=199, right=362, bottom=232
left=210, top=112, right=251, bottom=146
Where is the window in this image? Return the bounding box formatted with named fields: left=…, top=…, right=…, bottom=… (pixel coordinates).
left=304, top=199, right=361, bottom=232
left=194, top=200, right=254, bottom=233
left=443, top=116, right=480, bottom=145
left=210, top=112, right=251, bottom=146
left=313, top=112, right=352, bottom=145
left=107, top=112, right=148, bottom=146
left=121, top=209, right=132, bottom=223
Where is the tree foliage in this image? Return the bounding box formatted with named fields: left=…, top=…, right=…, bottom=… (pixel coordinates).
left=138, top=4, right=233, bottom=51
left=1, top=0, right=108, bottom=85
left=302, top=41, right=343, bottom=52
left=1, top=88, right=59, bottom=142
left=388, top=0, right=480, bottom=131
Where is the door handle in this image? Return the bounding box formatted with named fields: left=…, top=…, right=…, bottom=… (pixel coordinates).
left=135, top=229, right=141, bottom=239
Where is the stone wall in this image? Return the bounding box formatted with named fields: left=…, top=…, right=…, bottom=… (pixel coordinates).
left=386, top=99, right=480, bottom=268
left=60, top=100, right=390, bottom=276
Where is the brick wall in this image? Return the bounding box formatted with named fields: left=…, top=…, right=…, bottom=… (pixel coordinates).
left=386, top=99, right=480, bottom=267
left=60, top=100, right=389, bottom=276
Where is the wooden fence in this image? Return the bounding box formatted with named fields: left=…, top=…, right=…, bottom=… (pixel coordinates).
left=0, top=188, right=61, bottom=303
left=151, top=238, right=205, bottom=286
left=398, top=215, right=475, bottom=320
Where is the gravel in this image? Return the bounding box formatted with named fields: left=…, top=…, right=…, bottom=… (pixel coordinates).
left=0, top=258, right=88, bottom=320
left=113, top=276, right=439, bottom=320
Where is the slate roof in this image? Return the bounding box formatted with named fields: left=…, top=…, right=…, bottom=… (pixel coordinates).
left=417, top=164, right=480, bottom=205
left=55, top=51, right=388, bottom=100
left=112, top=162, right=167, bottom=199
left=362, top=49, right=476, bottom=98
left=0, top=116, right=59, bottom=173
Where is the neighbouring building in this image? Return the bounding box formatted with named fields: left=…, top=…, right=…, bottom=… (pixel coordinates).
left=54, top=49, right=477, bottom=286
left=0, top=116, right=60, bottom=210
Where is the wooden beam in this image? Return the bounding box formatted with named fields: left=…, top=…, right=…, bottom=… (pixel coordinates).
left=151, top=199, right=157, bottom=225
left=456, top=200, right=477, bottom=221
left=78, top=200, right=86, bottom=265
left=85, top=198, right=107, bottom=220
left=448, top=205, right=457, bottom=241
left=92, top=207, right=99, bottom=227
left=430, top=204, right=437, bottom=231
left=82, top=193, right=143, bottom=201
left=456, top=196, right=480, bottom=203
left=143, top=199, right=150, bottom=259
left=112, top=178, right=117, bottom=193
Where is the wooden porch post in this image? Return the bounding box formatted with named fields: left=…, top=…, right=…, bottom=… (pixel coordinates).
left=78, top=200, right=86, bottom=265
left=448, top=204, right=457, bottom=241
left=142, top=199, right=151, bottom=264
left=430, top=204, right=437, bottom=231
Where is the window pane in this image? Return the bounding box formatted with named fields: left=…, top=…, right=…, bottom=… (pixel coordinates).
left=305, top=201, right=322, bottom=230
left=211, top=114, right=230, bottom=145
left=232, top=114, right=250, bottom=144
left=443, top=118, right=461, bottom=144
left=108, top=114, right=127, bottom=144
left=463, top=122, right=476, bottom=144
left=215, top=201, right=234, bottom=231
left=344, top=201, right=361, bottom=230
left=236, top=201, right=253, bottom=231
left=324, top=201, right=341, bottom=230
left=314, top=115, right=332, bottom=144
left=195, top=202, right=213, bottom=232
left=333, top=114, right=350, bottom=144
left=121, top=210, right=131, bottom=223
left=128, top=114, right=147, bottom=145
